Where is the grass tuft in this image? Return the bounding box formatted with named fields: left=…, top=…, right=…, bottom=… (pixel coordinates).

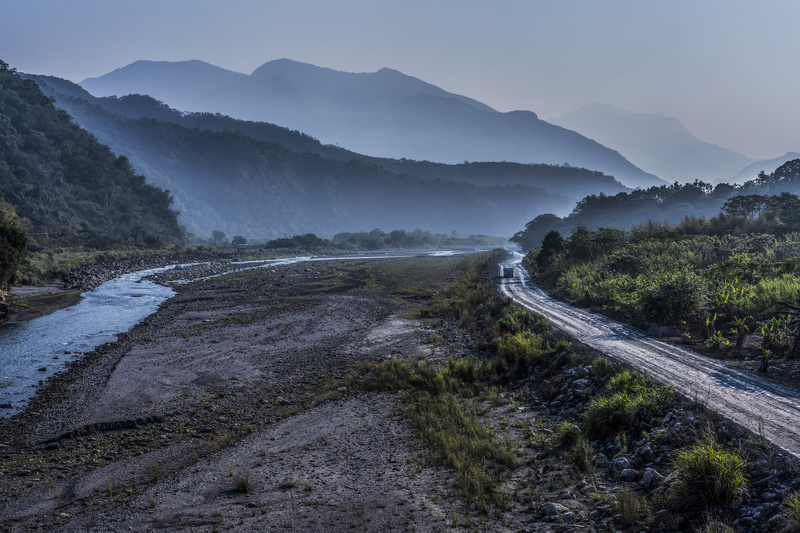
left=232, top=472, right=253, bottom=494
left=668, top=442, right=748, bottom=514
left=616, top=488, right=642, bottom=528
left=782, top=491, right=800, bottom=532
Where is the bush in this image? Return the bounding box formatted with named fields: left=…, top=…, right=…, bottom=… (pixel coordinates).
left=590, top=356, right=614, bottom=377
left=636, top=270, right=708, bottom=325
left=740, top=275, right=800, bottom=318
left=582, top=371, right=672, bottom=439
left=495, top=332, right=545, bottom=376
left=668, top=443, right=748, bottom=514
left=554, top=421, right=582, bottom=448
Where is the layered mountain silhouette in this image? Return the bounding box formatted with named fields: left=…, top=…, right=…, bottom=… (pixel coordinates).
left=80, top=59, right=664, bottom=189
left=28, top=74, right=633, bottom=239
left=552, top=103, right=755, bottom=184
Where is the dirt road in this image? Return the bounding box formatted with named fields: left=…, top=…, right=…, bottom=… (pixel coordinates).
left=501, top=255, right=800, bottom=457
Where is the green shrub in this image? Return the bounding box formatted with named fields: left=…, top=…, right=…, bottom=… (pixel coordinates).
left=554, top=421, right=582, bottom=448
left=668, top=443, right=748, bottom=514
left=491, top=305, right=551, bottom=336
left=740, top=275, right=800, bottom=318
left=582, top=371, right=672, bottom=438
left=495, top=332, right=545, bottom=376
left=636, top=270, right=708, bottom=325
left=606, top=370, right=656, bottom=395
left=590, top=356, right=614, bottom=377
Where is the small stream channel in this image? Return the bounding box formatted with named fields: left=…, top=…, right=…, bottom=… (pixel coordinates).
left=0, top=267, right=176, bottom=416
left=0, top=250, right=465, bottom=417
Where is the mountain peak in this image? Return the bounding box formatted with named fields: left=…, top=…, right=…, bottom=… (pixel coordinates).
left=552, top=103, right=753, bottom=183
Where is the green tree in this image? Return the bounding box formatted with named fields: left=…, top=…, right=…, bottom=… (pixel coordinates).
left=0, top=203, right=28, bottom=296
left=231, top=235, right=248, bottom=247
left=212, top=230, right=227, bottom=244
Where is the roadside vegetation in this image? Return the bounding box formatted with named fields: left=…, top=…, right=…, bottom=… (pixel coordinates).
left=520, top=193, right=800, bottom=364
left=336, top=250, right=795, bottom=530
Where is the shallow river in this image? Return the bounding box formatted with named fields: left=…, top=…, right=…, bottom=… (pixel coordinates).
left=0, top=267, right=176, bottom=416
left=0, top=250, right=463, bottom=417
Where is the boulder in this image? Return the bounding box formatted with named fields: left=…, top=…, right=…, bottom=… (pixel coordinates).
left=641, top=468, right=664, bottom=489
left=610, top=456, right=630, bottom=471
left=540, top=502, right=570, bottom=516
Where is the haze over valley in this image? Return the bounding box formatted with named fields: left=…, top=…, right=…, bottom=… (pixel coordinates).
left=5, top=4, right=800, bottom=533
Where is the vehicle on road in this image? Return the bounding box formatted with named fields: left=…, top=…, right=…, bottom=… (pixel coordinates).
left=503, top=266, right=514, bottom=278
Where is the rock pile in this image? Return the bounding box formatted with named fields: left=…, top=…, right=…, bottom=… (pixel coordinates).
left=66, top=252, right=229, bottom=290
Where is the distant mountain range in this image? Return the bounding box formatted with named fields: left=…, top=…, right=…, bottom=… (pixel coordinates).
left=79, top=59, right=665, bottom=189
left=25, top=74, right=633, bottom=239
left=552, top=103, right=756, bottom=184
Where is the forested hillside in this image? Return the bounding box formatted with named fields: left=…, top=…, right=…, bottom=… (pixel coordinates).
left=28, top=75, right=629, bottom=200
left=22, top=75, right=589, bottom=238
left=513, top=160, right=800, bottom=250
left=0, top=61, right=184, bottom=249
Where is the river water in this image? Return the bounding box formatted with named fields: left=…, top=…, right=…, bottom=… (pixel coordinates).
left=0, top=250, right=468, bottom=417
left=0, top=267, right=175, bottom=416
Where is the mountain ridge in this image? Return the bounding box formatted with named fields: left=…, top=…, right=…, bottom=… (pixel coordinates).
left=552, top=103, right=755, bottom=184
left=79, top=59, right=664, bottom=189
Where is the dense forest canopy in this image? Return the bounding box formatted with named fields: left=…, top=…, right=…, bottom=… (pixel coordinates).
left=512, top=160, right=800, bottom=251
left=0, top=60, right=185, bottom=249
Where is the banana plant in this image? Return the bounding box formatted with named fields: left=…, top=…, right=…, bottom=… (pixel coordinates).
left=779, top=302, right=800, bottom=358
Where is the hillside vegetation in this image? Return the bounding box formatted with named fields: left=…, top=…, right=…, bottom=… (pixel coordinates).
left=513, top=159, right=800, bottom=251
left=19, top=76, right=603, bottom=239
left=0, top=61, right=184, bottom=250
left=32, top=77, right=629, bottom=198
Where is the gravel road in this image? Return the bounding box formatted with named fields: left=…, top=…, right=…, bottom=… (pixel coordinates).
left=501, top=254, right=800, bottom=458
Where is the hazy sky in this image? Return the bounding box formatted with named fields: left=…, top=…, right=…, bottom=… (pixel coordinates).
left=4, top=0, right=798, bottom=159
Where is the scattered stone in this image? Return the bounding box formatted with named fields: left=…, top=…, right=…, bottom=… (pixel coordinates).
left=570, top=379, right=589, bottom=392
left=610, top=457, right=630, bottom=471
left=767, top=513, right=783, bottom=528
left=14, top=469, right=31, bottom=476
left=639, top=444, right=655, bottom=462
left=198, top=425, right=214, bottom=433
left=619, top=468, right=639, bottom=482
left=641, top=468, right=664, bottom=489
left=0, top=402, right=13, bottom=408
left=45, top=442, right=59, bottom=451
left=277, top=398, right=293, bottom=406
left=596, top=453, right=610, bottom=469
left=540, top=502, right=570, bottom=516
left=37, top=367, right=47, bottom=372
